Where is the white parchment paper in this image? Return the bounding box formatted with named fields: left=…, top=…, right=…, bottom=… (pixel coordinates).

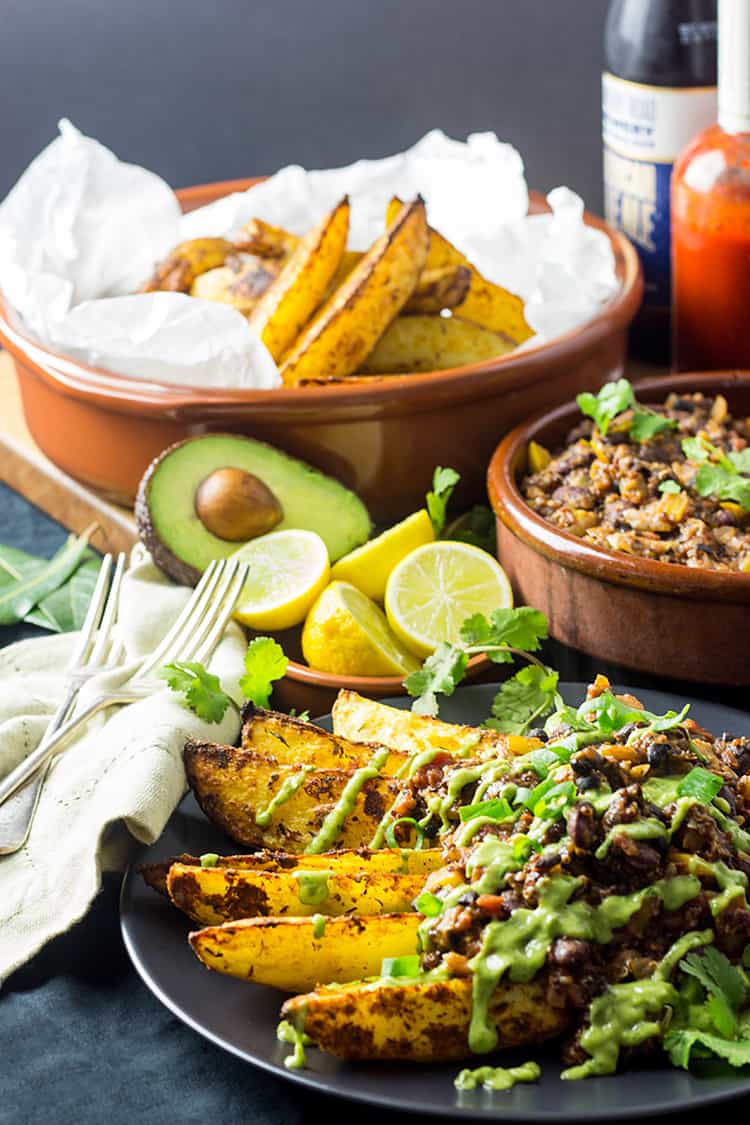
left=0, top=122, right=619, bottom=389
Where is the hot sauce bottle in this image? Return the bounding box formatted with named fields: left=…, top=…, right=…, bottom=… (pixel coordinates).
left=604, top=0, right=718, bottom=364
left=672, top=0, right=750, bottom=369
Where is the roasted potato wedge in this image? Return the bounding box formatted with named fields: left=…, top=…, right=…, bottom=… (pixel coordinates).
left=240, top=706, right=414, bottom=773
left=403, top=265, right=472, bottom=313
left=386, top=197, right=532, bottom=344
left=237, top=217, right=300, bottom=261
left=331, top=690, right=538, bottom=758
left=168, top=863, right=426, bottom=925
left=140, top=237, right=238, bottom=293
left=248, top=197, right=350, bottom=361
left=190, top=252, right=280, bottom=313
left=184, top=741, right=401, bottom=851
left=282, top=972, right=568, bottom=1061
left=190, top=912, right=421, bottom=992
left=280, top=198, right=429, bottom=385
left=360, top=314, right=514, bottom=373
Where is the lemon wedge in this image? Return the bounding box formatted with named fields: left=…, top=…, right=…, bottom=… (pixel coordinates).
left=231, top=529, right=330, bottom=631
left=302, top=580, right=421, bottom=677
left=384, top=541, right=513, bottom=658
left=330, top=509, right=435, bottom=602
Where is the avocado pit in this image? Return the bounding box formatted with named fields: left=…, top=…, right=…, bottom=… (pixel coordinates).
left=195, top=467, right=283, bottom=542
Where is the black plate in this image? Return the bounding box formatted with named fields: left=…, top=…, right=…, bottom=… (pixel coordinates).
left=120, top=683, right=750, bottom=1120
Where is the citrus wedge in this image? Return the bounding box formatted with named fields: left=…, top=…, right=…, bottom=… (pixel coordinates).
left=302, top=581, right=420, bottom=677
left=231, top=530, right=330, bottom=631
left=384, top=541, right=513, bottom=658
left=330, top=509, right=435, bottom=602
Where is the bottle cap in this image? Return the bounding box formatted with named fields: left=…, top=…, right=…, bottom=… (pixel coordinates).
left=719, top=0, right=750, bottom=132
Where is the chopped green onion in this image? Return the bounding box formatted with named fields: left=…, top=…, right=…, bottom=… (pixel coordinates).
left=677, top=767, right=723, bottom=804
left=534, top=781, right=576, bottom=819
left=381, top=954, right=420, bottom=978
left=512, top=836, right=535, bottom=863
left=414, top=890, right=444, bottom=917
left=459, top=796, right=514, bottom=823
left=524, top=774, right=559, bottom=811
left=527, top=748, right=560, bottom=778
left=385, top=817, right=425, bottom=850
left=199, top=853, right=219, bottom=868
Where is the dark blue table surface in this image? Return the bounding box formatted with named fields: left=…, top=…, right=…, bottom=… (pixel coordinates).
left=1, top=479, right=747, bottom=1125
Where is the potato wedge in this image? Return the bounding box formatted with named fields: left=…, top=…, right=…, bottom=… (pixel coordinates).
left=140, top=237, right=237, bottom=293
left=248, top=197, right=350, bottom=361
left=403, top=265, right=472, bottom=314
left=184, top=741, right=401, bottom=851
left=282, top=972, right=568, bottom=1061
left=240, top=706, right=405, bottom=773
left=190, top=912, right=421, bottom=992
left=190, top=252, right=280, bottom=313
left=280, top=198, right=429, bottom=385
left=360, top=314, right=514, bottom=373
left=331, top=690, right=537, bottom=758
left=386, top=197, right=533, bottom=344
left=237, top=217, right=299, bottom=261
left=168, top=863, right=426, bottom=925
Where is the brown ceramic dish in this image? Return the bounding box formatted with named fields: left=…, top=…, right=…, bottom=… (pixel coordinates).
left=487, top=371, right=750, bottom=686
left=0, top=179, right=642, bottom=525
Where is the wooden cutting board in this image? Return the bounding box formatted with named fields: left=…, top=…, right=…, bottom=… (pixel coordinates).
left=0, top=352, right=138, bottom=552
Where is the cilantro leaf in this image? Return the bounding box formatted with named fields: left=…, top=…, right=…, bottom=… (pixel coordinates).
left=444, top=505, right=496, bottom=554
left=659, top=480, right=681, bottom=494
left=681, top=435, right=719, bottom=465
left=694, top=464, right=750, bottom=510
left=630, top=409, right=678, bottom=442
left=158, top=661, right=232, bottom=723
left=577, top=379, right=635, bottom=435
left=426, top=466, right=460, bottom=536
left=404, top=643, right=468, bottom=717
left=460, top=607, right=548, bottom=663
left=677, top=766, right=723, bottom=805
left=239, top=636, right=288, bottom=708
left=680, top=946, right=747, bottom=1014
left=486, top=665, right=559, bottom=735
left=664, top=1028, right=750, bottom=1070
left=729, top=449, right=750, bottom=474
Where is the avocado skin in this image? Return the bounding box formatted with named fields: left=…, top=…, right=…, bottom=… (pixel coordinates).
left=135, top=433, right=371, bottom=586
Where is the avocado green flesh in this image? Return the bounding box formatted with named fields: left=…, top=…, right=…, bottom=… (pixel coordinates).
left=142, top=436, right=371, bottom=576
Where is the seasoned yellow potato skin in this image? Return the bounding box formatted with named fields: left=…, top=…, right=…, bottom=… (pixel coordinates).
left=403, top=265, right=472, bottom=313
left=140, top=237, right=237, bottom=293
left=189, top=252, right=280, bottom=313
left=240, top=706, right=404, bottom=773
left=361, top=314, right=514, bottom=373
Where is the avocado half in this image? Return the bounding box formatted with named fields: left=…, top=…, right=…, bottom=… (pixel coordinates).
left=135, top=434, right=372, bottom=586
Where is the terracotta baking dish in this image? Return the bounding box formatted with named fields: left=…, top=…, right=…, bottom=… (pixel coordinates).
left=0, top=178, right=642, bottom=525
left=487, top=371, right=750, bottom=686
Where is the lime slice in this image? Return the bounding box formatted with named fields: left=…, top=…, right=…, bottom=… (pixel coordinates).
left=302, top=581, right=420, bottom=677
left=231, top=529, right=330, bottom=630
left=384, top=541, right=513, bottom=658
left=330, top=509, right=435, bottom=602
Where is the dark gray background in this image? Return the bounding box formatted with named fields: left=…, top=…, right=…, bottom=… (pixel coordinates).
left=0, top=0, right=607, bottom=209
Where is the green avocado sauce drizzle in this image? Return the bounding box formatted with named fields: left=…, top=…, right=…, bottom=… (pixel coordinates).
left=277, top=1007, right=312, bottom=1070
left=454, top=1060, right=541, bottom=1091
left=293, top=870, right=332, bottom=906
left=306, top=747, right=390, bottom=854
left=312, top=913, right=327, bottom=939
left=255, top=765, right=314, bottom=827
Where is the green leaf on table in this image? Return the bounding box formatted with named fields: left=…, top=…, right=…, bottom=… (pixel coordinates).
left=576, top=379, right=635, bottom=435
left=158, top=661, right=232, bottom=724
left=239, top=636, right=288, bottom=708
left=25, top=555, right=101, bottom=632
left=460, top=606, right=548, bottom=663
left=0, top=532, right=92, bottom=626
left=404, top=642, right=468, bottom=717
left=485, top=665, right=559, bottom=735
left=426, top=466, right=460, bottom=536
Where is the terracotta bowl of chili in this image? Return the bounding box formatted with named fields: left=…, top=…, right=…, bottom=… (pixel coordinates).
left=487, top=371, right=750, bottom=686
left=0, top=179, right=641, bottom=526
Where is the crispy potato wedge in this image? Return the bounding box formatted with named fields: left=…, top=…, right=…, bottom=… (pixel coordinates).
left=360, top=314, right=514, bottom=373
left=140, top=237, right=237, bottom=293
left=184, top=741, right=401, bottom=851
left=168, top=863, right=426, bottom=925
left=248, top=197, right=350, bottom=361
left=280, top=198, right=429, bottom=385
left=240, top=706, right=405, bottom=773
left=331, top=690, right=538, bottom=758
left=386, top=197, right=532, bottom=344
left=237, top=217, right=299, bottom=261
left=190, top=252, right=280, bottom=313
left=403, top=265, right=472, bottom=314
left=190, top=912, right=421, bottom=992
left=282, top=972, right=568, bottom=1061
left=323, top=248, right=362, bottom=298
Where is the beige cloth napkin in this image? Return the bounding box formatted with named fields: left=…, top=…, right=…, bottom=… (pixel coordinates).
left=0, top=546, right=246, bottom=984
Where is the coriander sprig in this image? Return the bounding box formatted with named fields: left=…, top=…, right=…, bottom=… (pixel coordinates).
left=576, top=378, right=677, bottom=443
left=160, top=634, right=288, bottom=723
left=426, top=466, right=460, bottom=536
left=682, top=436, right=750, bottom=510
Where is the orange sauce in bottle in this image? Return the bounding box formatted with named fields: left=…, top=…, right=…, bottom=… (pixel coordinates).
left=672, top=123, right=750, bottom=369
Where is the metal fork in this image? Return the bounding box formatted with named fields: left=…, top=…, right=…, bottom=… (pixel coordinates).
left=0, top=557, right=249, bottom=824
left=0, top=552, right=128, bottom=854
